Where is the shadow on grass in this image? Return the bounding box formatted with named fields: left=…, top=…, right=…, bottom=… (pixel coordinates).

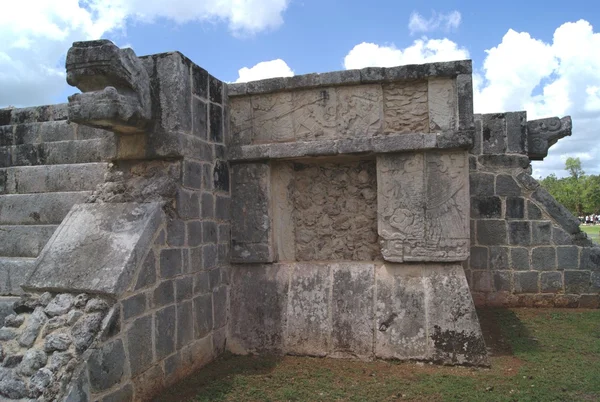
left=152, top=353, right=283, bottom=402
left=476, top=308, right=540, bottom=357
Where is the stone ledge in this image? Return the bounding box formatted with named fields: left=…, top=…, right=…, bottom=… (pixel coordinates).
left=228, top=60, right=473, bottom=97
left=228, top=131, right=473, bottom=161
left=24, top=202, right=165, bottom=296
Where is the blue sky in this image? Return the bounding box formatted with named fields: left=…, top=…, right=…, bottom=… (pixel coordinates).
left=1, top=0, right=599, bottom=177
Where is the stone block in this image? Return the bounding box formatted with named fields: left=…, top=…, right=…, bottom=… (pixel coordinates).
left=579, top=295, right=600, bottom=309
left=202, top=244, right=217, bottom=270
left=26, top=203, right=163, bottom=296
left=532, top=221, right=552, bottom=245
left=155, top=305, right=176, bottom=360
left=153, top=280, right=174, bottom=307
left=580, top=247, right=600, bottom=271
left=339, top=85, right=384, bottom=137
left=489, top=246, right=509, bottom=270
left=213, top=160, right=230, bottom=193
left=166, top=219, right=185, bottom=247
left=511, top=247, right=530, bottom=270
left=135, top=251, right=157, bottom=291
left=229, top=264, right=289, bottom=354
left=193, top=293, right=213, bottom=339
left=183, top=160, right=203, bottom=189
left=127, top=315, right=153, bottom=377
left=470, top=172, right=494, bottom=197
left=508, top=221, right=531, bottom=246
left=564, top=271, right=590, bottom=294
left=122, top=293, right=146, bottom=321
left=215, top=195, right=231, bottom=221
left=154, top=52, right=192, bottom=133
left=470, top=196, right=501, bottom=219
left=506, top=197, right=525, bottom=219
left=177, top=300, right=194, bottom=349
left=160, top=249, right=182, bottom=279
left=552, top=226, right=573, bottom=245
left=540, top=272, right=563, bottom=293
left=514, top=271, right=538, bottom=293
left=591, top=272, right=600, bottom=292
left=229, top=97, right=253, bottom=146
left=212, top=285, right=227, bottom=329
left=176, top=189, right=200, bottom=219
left=553, top=246, right=578, bottom=271
left=210, top=103, right=223, bottom=143
left=192, top=97, right=207, bottom=139
left=493, top=271, right=512, bottom=292
left=428, top=78, right=457, bottom=132
left=192, top=64, right=208, bottom=99
left=375, top=264, right=427, bottom=360
left=532, top=187, right=580, bottom=234
left=0, top=225, right=57, bottom=258
left=471, top=270, right=493, bottom=292
left=87, top=338, right=126, bottom=392
left=231, top=163, right=274, bottom=263
left=209, top=75, right=223, bottom=104
left=481, top=113, right=506, bottom=154
left=477, top=220, right=507, bottom=245
left=175, top=276, right=193, bottom=302
left=424, top=264, right=488, bottom=366
left=528, top=201, right=543, bottom=220
left=531, top=247, right=556, bottom=271
left=378, top=151, right=469, bottom=262
left=478, top=154, right=530, bottom=169
left=470, top=246, right=488, bottom=269
left=495, top=174, right=521, bottom=197
left=187, top=221, right=202, bottom=247
left=505, top=112, right=527, bottom=153
left=202, top=221, right=217, bottom=244
left=285, top=263, right=331, bottom=356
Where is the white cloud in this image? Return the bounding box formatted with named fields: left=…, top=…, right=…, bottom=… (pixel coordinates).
left=235, top=59, right=294, bottom=83
left=408, top=11, right=461, bottom=35
left=343, top=39, right=469, bottom=70
left=0, top=0, right=290, bottom=107
left=474, top=20, right=600, bottom=178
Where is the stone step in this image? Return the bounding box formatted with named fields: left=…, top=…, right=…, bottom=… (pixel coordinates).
left=0, top=120, right=113, bottom=146
left=0, top=163, right=108, bottom=194
left=0, top=191, right=91, bottom=225
left=0, top=258, right=36, bottom=296
left=0, top=137, right=116, bottom=168
left=0, top=225, right=58, bottom=258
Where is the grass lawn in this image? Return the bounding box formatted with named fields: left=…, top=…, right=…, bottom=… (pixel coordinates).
left=581, top=225, right=600, bottom=243
left=154, top=309, right=600, bottom=402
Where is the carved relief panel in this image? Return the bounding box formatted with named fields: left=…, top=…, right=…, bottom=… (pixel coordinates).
left=377, top=150, right=469, bottom=262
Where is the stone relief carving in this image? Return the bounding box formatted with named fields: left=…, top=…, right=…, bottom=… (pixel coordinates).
left=291, top=160, right=379, bottom=261
left=252, top=92, right=294, bottom=143
left=526, top=116, right=572, bottom=160
left=383, top=81, right=429, bottom=134
left=336, top=85, right=383, bottom=138
left=292, top=89, right=337, bottom=141
left=66, top=40, right=152, bottom=134
left=377, top=151, right=469, bottom=262
left=428, top=78, right=457, bottom=132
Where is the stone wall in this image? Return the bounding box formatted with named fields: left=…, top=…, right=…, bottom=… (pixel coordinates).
left=0, top=42, right=232, bottom=401
left=466, top=112, right=600, bottom=308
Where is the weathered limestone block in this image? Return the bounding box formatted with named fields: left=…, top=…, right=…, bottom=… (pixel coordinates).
left=375, top=263, right=488, bottom=366
left=285, top=263, right=331, bottom=356
left=526, top=116, right=572, bottom=160
left=377, top=151, right=469, bottom=262
left=25, top=203, right=164, bottom=296
left=229, top=264, right=290, bottom=354
left=292, top=88, right=337, bottom=141
left=383, top=81, right=428, bottom=134
left=337, top=85, right=383, bottom=137
left=252, top=92, right=294, bottom=143
left=230, top=163, right=274, bottom=263
left=290, top=160, right=379, bottom=261
left=66, top=40, right=152, bottom=134
left=428, top=78, right=457, bottom=132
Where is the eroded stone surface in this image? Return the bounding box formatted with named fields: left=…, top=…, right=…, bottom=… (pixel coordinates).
left=25, top=202, right=164, bottom=296
left=383, top=81, right=428, bottom=134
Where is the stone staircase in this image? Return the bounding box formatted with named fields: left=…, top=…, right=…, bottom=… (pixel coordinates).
left=0, top=105, right=115, bottom=321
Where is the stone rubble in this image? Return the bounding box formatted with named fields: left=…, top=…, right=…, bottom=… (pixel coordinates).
left=0, top=292, right=111, bottom=400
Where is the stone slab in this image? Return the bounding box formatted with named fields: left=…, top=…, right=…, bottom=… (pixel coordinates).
left=2, top=163, right=108, bottom=194
left=377, top=151, right=469, bottom=262
left=0, top=191, right=92, bottom=225
left=428, top=78, right=457, bottom=132
left=0, top=225, right=58, bottom=258
left=230, top=163, right=274, bottom=263
left=25, top=202, right=164, bottom=296
left=0, top=258, right=37, bottom=295
left=285, top=263, right=331, bottom=356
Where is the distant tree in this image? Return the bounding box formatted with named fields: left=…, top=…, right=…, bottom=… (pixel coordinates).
left=565, top=157, right=584, bottom=180
left=583, top=175, right=600, bottom=214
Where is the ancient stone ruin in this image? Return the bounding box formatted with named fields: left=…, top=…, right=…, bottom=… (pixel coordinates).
left=0, top=39, right=598, bottom=401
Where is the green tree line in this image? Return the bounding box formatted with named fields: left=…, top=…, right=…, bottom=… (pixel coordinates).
left=539, top=157, right=600, bottom=217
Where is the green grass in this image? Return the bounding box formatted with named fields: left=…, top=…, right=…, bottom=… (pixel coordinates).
left=581, top=225, right=600, bottom=243
left=154, top=309, right=600, bottom=402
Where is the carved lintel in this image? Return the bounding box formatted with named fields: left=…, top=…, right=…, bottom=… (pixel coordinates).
left=526, top=116, right=572, bottom=161
left=66, top=40, right=152, bottom=134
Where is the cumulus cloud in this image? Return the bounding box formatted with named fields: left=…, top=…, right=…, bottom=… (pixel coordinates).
left=0, top=0, right=290, bottom=107
left=408, top=11, right=461, bottom=35
left=474, top=20, right=600, bottom=178
left=235, top=59, right=294, bottom=83
left=343, top=39, right=469, bottom=70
